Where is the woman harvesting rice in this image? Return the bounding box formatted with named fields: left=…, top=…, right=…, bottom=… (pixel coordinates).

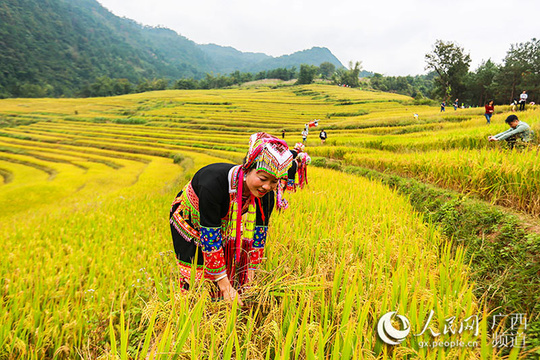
left=296, top=152, right=311, bottom=190
left=275, top=143, right=304, bottom=210
left=169, top=133, right=293, bottom=305
left=286, top=143, right=304, bottom=192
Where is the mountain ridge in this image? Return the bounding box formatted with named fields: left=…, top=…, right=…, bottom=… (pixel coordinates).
left=197, top=44, right=345, bottom=74
left=0, top=0, right=345, bottom=97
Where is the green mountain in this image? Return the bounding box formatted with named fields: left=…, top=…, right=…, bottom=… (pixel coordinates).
left=0, top=0, right=345, bottom=97
left=0, top=0, right=212, bottom=97
left=196, top=44, right=271, bottom=74
left=198, top=44, right=344, bottom=74
left=246, top=46, right=345, bottom=73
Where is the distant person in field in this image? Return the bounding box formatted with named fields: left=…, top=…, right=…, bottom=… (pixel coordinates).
left=169, top=133, right=293, bottom=305
left=274, top=147, right=299, bottom=211
left=301, top=129, right=308, bottom=143
left=319, top=129, right=327, bottom=144
left=519, top=91, right=528, bottom=111
left=488, top=115, right=533, bottom=149
left=453, top=98, right=459, bottom=110
left=275, top=144, right=304, bottom=210
left=281, top=129, right=285, bottom=139
left=484, top=100, right=494, bottom=124
left=510, top=99, right=518, bottom=112
left=285, top=143, right=304, bottom=192
left=295, top=152, right=311, bottom=190
left=440, top=101, right=446, bottom=112
left=286, top=151, right=298, bottom=193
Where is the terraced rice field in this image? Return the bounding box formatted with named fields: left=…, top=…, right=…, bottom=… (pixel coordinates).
left=1, top=84, right=536, bottom=359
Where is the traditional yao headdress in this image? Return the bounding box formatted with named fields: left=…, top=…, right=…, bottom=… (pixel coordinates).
left=297, top=152, right=311, bottom=165
left=294, top=142, right=305, bottom=153
left=242, top=133, right=293, bottom=178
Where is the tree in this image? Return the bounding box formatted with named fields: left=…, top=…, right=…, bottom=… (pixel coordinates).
left=254, top=71, right=267, bottom=80
left=199, top=73, right=234, bottom=89
left=370, top=73, right=387, bottom=91
left=348, top=61, right=362, bottom=87
left=13, top=83, right=53, bottom=98
left=333, top=61, right=362, bottom=87
left=465, top=60, right=499, bottom=106
left=425, top=40, right=471, bottom=102
left=267, top=67, right=296, bottom=81
left=296, top=64, right=319, bottom=85
left=319, top=62, right=336, bottom=79
left=174, top=78, right=198, bottom=90
left=112, top=79, right=133, bottom=95
left=495, top=38, right=540, bottom=102
left=230, top=71, right=253, bottom=84
left=89, top=76, right=114, bottom=97
left=288, top=67, right=298, bottom=80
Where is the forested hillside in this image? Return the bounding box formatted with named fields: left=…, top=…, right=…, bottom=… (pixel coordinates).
left=0, top=0, right=344, bottom=98
left=0, top=0, right=213, bottom=97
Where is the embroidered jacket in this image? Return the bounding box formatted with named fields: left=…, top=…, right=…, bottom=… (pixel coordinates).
left=170, top=163, right=274, bottom=281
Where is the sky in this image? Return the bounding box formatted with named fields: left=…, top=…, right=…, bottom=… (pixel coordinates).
left=96, top=0, right=540, bottom=76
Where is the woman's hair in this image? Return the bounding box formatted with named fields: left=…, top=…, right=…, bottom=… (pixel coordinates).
left=290, top=149, right=298, bottom=159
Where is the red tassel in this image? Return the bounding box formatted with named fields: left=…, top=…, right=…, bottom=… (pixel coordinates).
left=257, top=197, right=265, bottom=224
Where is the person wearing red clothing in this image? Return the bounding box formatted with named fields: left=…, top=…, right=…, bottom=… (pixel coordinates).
left=484, top=100, right=494, bottom=124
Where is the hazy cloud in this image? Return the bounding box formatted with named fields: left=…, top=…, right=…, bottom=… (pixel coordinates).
left=97, top=0, right=540, bottom=75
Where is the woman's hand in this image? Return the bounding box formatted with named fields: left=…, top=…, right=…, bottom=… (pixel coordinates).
left=247, top=269, right=255, bottom=283
left=217, top=277, right=244, bottom=306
